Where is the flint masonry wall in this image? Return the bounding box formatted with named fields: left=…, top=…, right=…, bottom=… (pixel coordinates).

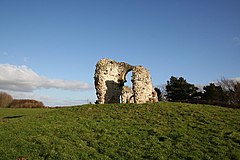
left=132, top=66, right=158, bottom=103
left=94, top=58, right=158, bottom=104
left=121, top=86, right=134, bottom=103
left=94, top=58, right=133, bottom=104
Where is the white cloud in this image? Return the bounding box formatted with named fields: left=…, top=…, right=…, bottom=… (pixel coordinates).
left=0, top=64, right=93, bottom=92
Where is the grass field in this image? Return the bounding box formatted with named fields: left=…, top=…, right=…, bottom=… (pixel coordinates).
left=0, top=102, right=240, bottom=160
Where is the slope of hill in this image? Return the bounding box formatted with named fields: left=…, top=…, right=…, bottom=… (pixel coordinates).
left=0, top=102, right=240, bottom=160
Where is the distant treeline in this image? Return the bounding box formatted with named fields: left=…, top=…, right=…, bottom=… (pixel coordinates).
left=156, top=76, right=240, bottom=109
left=0, top=92, right=45, bottom=108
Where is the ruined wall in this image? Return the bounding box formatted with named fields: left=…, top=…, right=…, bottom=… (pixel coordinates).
left=94, top=58, right=158, bottom=104
left=132, top=66, right=158, bottom=103
left=94, top=58, right=133, bottom=104
left=121, top=86, right=134, bottom=103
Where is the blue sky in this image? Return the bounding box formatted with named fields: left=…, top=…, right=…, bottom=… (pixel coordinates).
left=0, top=0, right=240, bottom=106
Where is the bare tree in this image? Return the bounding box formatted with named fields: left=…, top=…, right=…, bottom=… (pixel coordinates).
left=217, top=77, right=240, bottom=107
left=217, top=77, right=235, bottom=92
left=0, top=92, right=13, bottom=108
left=234, top=82, right=240, bottom=106
left=155, top=84, right=167, bottom=101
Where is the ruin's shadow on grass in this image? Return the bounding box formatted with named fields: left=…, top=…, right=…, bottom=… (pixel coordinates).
left=3, top=115, right=24, bottom=119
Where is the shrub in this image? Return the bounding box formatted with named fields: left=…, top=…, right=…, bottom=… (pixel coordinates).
left=0, top=92, right=13, bottom=108
left=9, top=99, right=45, bottom=108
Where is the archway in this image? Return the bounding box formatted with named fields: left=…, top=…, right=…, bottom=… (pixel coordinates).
left=125, top=70, right=133, bottom=88
left=120, top=70, right=134, bottom=103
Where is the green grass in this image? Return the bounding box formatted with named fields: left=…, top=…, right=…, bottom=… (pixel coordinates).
left=0, top=102, right=240, bottom=160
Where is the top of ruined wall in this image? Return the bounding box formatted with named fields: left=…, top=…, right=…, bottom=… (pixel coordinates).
left=94, top=58, right=134, bottom=104
left=94, top=58, right=133, bottom=82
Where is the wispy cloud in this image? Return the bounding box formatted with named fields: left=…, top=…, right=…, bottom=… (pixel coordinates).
left=0, top=52, right=15, bottom=59
left=2, top=52, right=9, bottom=56
left=0, top=64, right=93, bottom=92
left=233, top=36, right=240, bottom=47
left=23, top=57, right=30, bottom=63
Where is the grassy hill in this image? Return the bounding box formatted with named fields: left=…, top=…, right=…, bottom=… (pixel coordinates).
left=0, top=102, right=240, bottom=160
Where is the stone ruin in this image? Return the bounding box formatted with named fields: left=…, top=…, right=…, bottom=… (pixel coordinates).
left=94, top=58, right=158, bottom=104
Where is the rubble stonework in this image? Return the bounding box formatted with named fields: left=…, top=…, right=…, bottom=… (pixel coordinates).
left=121, top=86, right=134, bottom=103
left=132, top=66, right=158, bottom=103
left=94, top=58, right=158, bottom=104
left=94, top=58, right=133, bottom=104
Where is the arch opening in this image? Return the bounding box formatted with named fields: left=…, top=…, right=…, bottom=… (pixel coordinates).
left=125, top=70, right=133, bottom=88
left=120, top=70, right=134, bottom=103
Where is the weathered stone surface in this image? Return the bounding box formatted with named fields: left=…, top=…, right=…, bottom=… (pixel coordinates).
left=94, top=58, right=158, bottom=104
left=121, top=86, right=134, bottom=103
left=132, top=66, right=158, bottom=104
left=94, top=58, right=133, bottom=104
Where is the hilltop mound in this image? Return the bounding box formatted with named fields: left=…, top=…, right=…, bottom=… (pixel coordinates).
left=0, top=102, right=240, bottom=159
